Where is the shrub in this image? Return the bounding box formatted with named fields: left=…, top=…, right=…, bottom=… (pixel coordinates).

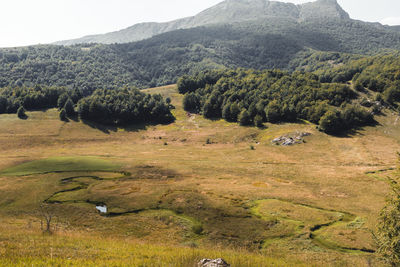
left=318, top=109, right=342, bottom=134
left=59, top=109, right=67, bottom=121
left=64, top=98, right=75, bottom=117
left=17, top=106, right=26, bottom=119
left=239, top=109, right=252, bottom=126
left=183, top=93, right=201, bottom=113
left=265, top=101, right=281, bottom=123
left=254, top=115, right=264, bottom=128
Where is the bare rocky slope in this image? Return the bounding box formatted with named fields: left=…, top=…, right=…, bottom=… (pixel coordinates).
left=54, top=0, right=351, bottom=45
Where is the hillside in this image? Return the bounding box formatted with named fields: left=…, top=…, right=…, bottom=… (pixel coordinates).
left=1, top=84, right=399, bottom=265
left=1, top=0, right=400, bottom=92
left=2, top=18, right=400, bottom=91
left=54, top=0, right=351, bottom=45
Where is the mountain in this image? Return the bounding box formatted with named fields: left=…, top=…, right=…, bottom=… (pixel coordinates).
left=55, top=0, right=350, bottom=45
left=2, top=0, right=400, bottom=91
left=391, top=25, right=400, bottom=32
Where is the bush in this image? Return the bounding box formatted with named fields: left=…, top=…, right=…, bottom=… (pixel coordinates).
left=59, top=109, right=67, bottom=121
left=17, top=106, right=26, bottom=119
left=254, top=115, right=264, bottom=128
left=192, top=224, right=203, bottom=235
left=318, top=109, right=342, bottom=134
left=384, top=86, right=400, bottom=105
left=265, top=101, right=281, bottom=123
left=239, top=109, right=252, bottom=126
left=64, top=98, right=75, bottom=117
left=183, top=93, right=201, bottom=113
left=354, top=80, right=364, bottom=92
left=57, top=93, right=69, bottom=109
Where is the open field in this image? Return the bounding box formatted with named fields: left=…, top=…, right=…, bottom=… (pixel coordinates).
left=0, top=84, right=399, bottom=266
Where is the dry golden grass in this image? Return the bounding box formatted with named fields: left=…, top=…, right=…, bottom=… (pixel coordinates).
left=0, top=84, right=398, bottom=266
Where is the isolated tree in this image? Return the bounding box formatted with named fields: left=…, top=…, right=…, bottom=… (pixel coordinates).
left=57, top=93, right=69, bottom=109
left=63, top=98, right=75, bottom=117
left=17, top=106, right=26, bottom=119
left=39, top=204, right=56, bottom=234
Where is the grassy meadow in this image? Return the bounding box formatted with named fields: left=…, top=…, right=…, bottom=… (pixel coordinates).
left=0, top=84, right=399, bottom=266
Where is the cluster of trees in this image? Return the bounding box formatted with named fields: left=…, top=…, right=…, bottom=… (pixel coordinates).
left=77, top=87, right=175, bottom=125
left=0, top=85, right=75, bottom=114
left=315, top=54, right=400, bottom=105
left=178, top=69, right=373, bottom=134
left=0, top=84, right=174, bottom=126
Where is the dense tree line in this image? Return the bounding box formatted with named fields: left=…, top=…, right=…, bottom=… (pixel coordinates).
left=77, top=87, right=175, bottom=125
left=0, top=85, right=174, bottom=126
left=0, top=85, right=72, bottom=114
left=178, top=69, right=373, bottom=134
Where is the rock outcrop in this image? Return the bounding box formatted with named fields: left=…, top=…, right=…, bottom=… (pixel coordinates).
left=198, top=258, right=230, bottom=267
left=272, top=132, right=311, bottom=146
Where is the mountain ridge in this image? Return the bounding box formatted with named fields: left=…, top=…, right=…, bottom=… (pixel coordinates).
left=54, top=0, right=350, bottom=45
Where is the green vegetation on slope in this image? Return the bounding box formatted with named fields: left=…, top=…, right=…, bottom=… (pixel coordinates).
left=2, top=13, right=400, bottom=90
left=316, top=53, right=400, bottom=106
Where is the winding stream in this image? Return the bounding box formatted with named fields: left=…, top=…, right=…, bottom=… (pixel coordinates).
left=251, top=199, right=375, bottom=254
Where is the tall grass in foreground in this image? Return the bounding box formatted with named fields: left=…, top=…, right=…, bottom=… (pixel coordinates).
left=0, top=226, right=309, bottom=267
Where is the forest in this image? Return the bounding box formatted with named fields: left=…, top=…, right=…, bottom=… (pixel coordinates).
left=178, top=68, right=375, bottom=134
left=1, top=17, right=400, bottom=93
left=315, top=54, right=400, bottom=105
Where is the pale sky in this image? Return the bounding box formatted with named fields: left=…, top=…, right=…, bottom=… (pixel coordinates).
left=0, top=0, right=399, bottom=48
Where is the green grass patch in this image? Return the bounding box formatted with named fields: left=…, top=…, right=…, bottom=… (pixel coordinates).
left=0, top=156, right=121, bottom=176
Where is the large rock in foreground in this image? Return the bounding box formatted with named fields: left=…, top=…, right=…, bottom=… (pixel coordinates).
left=198, top=258, right=230, bottom=267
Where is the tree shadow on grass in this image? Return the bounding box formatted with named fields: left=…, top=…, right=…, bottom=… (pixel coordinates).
left=80, top=119, right=160, bottom=134
left=328, top=119, right=381, bottom=138
left=67, top=114, right=79, bottom=122
left=18, top=114, right=28, bottom=120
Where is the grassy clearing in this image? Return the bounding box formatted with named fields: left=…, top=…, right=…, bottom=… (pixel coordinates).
left=0, top=156, right=121, bottom=176
left=0, top=84, right=397, bottom=265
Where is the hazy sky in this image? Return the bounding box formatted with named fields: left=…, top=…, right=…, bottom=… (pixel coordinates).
left=0, top=0, right=399, bottom=48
